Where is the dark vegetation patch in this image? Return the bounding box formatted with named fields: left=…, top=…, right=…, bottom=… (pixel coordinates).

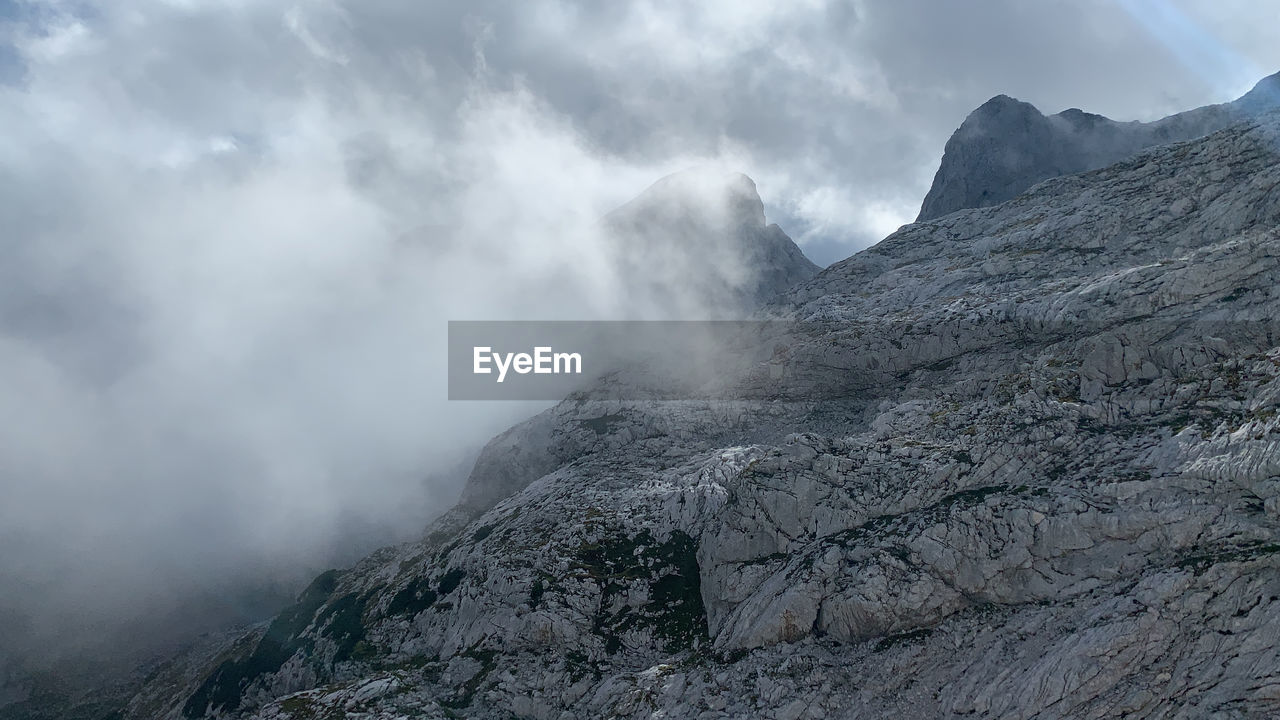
left=1175, top=540, right=1280, bottom=574
left=936, top=484, right=1007, bottom=509
left=922, top=356, right=959, bottom=373
left=438, top=568, right=467, bottom=595
left=562, top=649, right=599, bottom=682
left=528, top=578, right=546, bottom=608
left=184, top=570, right=342, bottom=717
left=828, top=484, right=1044, bottom=550
left=315, top=593, right=369, bottom=663
left=734, top=551, right=789, bottom=567
left=574, top=529, right=710, bottom=655
left=681, top=645, right=752, bottom=669
left=387, top=577, right=439, bottom=618
left=579, top=413, right=627, bottom=435
left=874, top=626, right=935, bottom=652
left=385, top=566, right=469, bottom=620
left=527, top=571, right=567, bottom=610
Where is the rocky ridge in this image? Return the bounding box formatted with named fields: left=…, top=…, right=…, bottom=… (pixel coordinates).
left=917, top=70, right=1280, bottom=221
left=128, top=110, right=1280, bottom=718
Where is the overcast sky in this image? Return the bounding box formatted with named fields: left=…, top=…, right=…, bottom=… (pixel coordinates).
left=3, top=0, right=1280, bottom=669
left=3, top=1, right=1279, bottom=262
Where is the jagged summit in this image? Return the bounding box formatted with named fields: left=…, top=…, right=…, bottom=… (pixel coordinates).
left=1238, top=69, right=1280, bottom=113
left=1055, top=106, right=1111, bottom=129
left=602, top=168, right=819, bottom=315
left=915, top=95, right=1071, bottom=222
left=973, top=93, right=1034, bottom=114
left=917, top=69, right=1280, bottom=221
left=960, top=95, right=1053, bottom=139
left=608, top=169, right=769, bottom=230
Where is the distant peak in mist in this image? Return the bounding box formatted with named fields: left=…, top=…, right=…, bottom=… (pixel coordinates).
left=972, top=94, right=1037, bottom=115
left=608, top=168, right=769, bottom=231
left=601, top=167, right=818, bottom=317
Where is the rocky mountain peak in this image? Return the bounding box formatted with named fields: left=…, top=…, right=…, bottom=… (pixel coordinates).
left=914, top=93, right=1066, bottom=223
left=1237, top=69, right=1280, bottom=113
left=917, top=69, right=1280, bottom=221
left=611, top=169, right=769, bottom=230
left=971, top=93, right=1038, bottom=118
left=602, top=168, right=819, bottom=316
left=1055, top=106, right=1111, bottom=129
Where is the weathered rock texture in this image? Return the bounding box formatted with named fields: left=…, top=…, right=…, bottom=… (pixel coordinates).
left=917, top=70, right=1280, bottom=221
left=129, top=110, right=1280, bottom=719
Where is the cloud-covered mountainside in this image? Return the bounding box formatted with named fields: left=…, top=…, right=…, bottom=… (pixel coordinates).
left=0, top=166, right=815, bottom=720
left=94, top=85, right=1280, bottom=717
left=917, top=70, right=1280, bottom=221
left=80, top=85, right=1280, bottom=719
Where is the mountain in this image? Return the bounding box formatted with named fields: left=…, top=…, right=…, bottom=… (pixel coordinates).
left=0, top=169, right=819, bottom=720
left=113, top=93, right=1280, bottom=718
left=917, top=70, right=1280, bottom=221
left=602, top=168, right=821, bottom=316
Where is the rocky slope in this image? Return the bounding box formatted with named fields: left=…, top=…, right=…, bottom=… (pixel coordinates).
left=917, top=70, right=1280, bottom=221
left=130, top=110, right=1280, bottom=719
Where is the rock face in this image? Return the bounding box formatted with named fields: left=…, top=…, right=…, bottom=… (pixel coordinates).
left=603, top=169, right=821, bottom=316
left=128, top=109, right=1280, bottom=719
left=917, top=70, right=1280, bottom=221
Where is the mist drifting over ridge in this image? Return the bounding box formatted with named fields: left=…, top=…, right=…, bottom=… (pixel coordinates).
left=3, top=0, right=1280, bottom=699
left=0, top=100, right=768, bottom=676
left=0, top=3, right=823, bottom=674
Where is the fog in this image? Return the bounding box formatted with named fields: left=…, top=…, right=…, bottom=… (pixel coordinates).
left=2, top=0, right=1279, bottom=676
